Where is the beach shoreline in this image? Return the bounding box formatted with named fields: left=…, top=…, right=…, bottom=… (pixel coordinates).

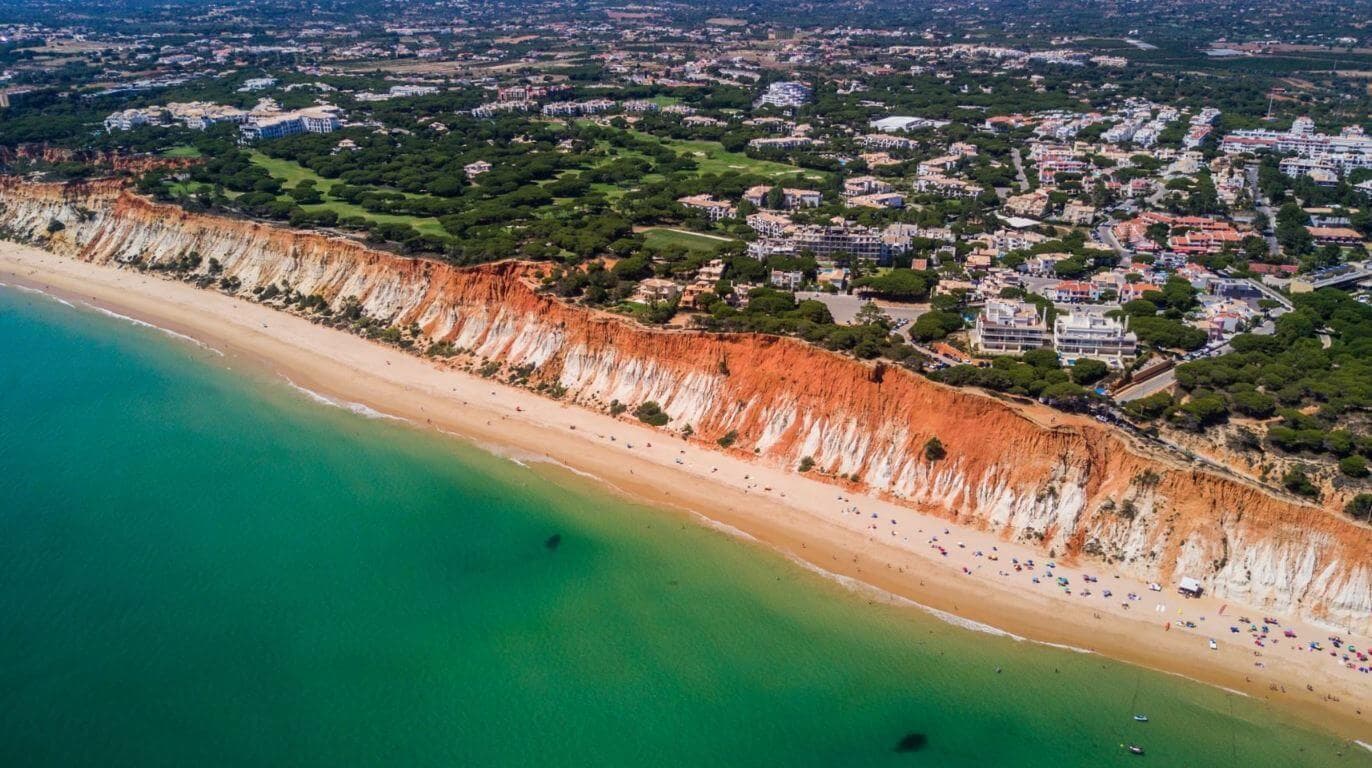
left=3, top=241, right=1369, bottom=744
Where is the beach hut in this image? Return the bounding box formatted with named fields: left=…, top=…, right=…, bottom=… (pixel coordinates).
left=1177, top=577, right=1204, bottom=598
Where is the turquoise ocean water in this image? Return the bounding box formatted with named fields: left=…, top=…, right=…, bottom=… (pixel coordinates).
left=0, top=283, right=1367, bottom=767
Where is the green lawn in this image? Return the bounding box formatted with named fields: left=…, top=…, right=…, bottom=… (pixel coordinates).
left=663, top=137, right=817, bottom=180
left=624, top=130, right=820, bottom=181
left=244, top=132, right=815, bottom=245
left=586, top=127, right=817, bottom=182
left=641, top=227, right=736, bottom=252
left=162, top=145, right=202, bottom=158
left=588, top=182, right=630, bottom=201
left=165, top=180, right=214, bottom=197
left=249, top=151, right=447, bottom=238
left=249, top=151, right=327, bottom=189
left=301, top=200, right=449, bottom=238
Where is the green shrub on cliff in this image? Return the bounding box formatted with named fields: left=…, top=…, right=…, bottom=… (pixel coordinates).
left=1281, top=467, right=1320, bottom=500
left=634, top=401, right=670, bottom=427
left=1339, top=455, right=1369, bottom=478
left=1347, top=494, right=1372, bottom=521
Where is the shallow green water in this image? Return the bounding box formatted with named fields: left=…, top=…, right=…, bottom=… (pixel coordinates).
left=0, top=284, right=1366, bottom=767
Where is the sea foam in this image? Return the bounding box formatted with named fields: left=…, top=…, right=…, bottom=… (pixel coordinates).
left=0, top=281, right=75, bottom=307
left=82, top=302, right=225, bottom=356
left=689, top=509, right=1103, bottom=652
left=282, top=378, right=404, bottom=421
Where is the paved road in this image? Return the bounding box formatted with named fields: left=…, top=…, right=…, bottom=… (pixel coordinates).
left=1095, top=223, right=1127, bottom=258
left=1113, top=340, right=1234, bottom=403
left=1115, top=368, right=1176, bottom=403
left=1145, top=184, right=1168, bottom=208
left=1243, top=276, right=1293, bottom=311
left=1010, top=148, right=1030, bottom=192
left=1246, top=165, right=1281, bottom=257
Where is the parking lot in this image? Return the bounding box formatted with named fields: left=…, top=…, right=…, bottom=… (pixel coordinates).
left=795, top=291, right=928, bottom=328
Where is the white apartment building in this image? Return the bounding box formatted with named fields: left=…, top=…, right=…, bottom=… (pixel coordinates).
left=390, top=85, right=438, bottom=97
left=238, top=77, right=278, bottom=92
left=746, top=211, right=794, bottom=238
left=858, top=133, right=918, bottom=151
left=843, top=176, right=894, bottom=196
left=754, top=81, right=812, bottom=109
left=770, top=270, right=804, bottom=290
left=678, top=194, right=737, bottom=221
left=747, top=239, right=797, bottom=259
left=1221, top=119, right=1372, bottom=176
left=747, top=136, right=815, bottom=151
left=869, top=115, right=950, bottom=133
left=1102, top=121, right=1139, bottom=144
left=914, top=174, right=981, bottom=198
left=747, top=222, right=894, bottom=262
left=471, top=101, right=533, bottom=118
left=1053, top=310, right=1138, bottom=367
left=166, top=102, right=249, bottom=130
left=972, top=299, right=1050, bottom=354
left=540, top=99, right=616, bottom=117
left=788, top=223, right=884, bottom=259
left=104, top=109, right=155, bottom=131
left=105, top=102, right=250, bottom=132
left=848, top=192, right=904, bottom=209
left=357, top=84, right=440, bottom=101
left=239, top=106, right=342, bottom=142
left=743, top=185, right=821, bottom=209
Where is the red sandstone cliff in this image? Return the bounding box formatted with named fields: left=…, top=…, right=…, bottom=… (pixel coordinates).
left=2, top=178, right=1369, bottom=631
left=0, top=145, right=200, bottom=174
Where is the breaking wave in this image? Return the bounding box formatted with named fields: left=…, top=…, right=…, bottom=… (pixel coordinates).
left=282, top=378, right=404, bottom=421
left=82, top=303, right=224, bottom=356
left=0, top=280, right=75, bottom=307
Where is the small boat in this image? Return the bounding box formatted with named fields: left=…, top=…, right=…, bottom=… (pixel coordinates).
left=1127, top=744, right=1145, bottom=755
left=1133, top=714, right=1149, bottom=722
left=1209, top=639, right=1218, bottom=650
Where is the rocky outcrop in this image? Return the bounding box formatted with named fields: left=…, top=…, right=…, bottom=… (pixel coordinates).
left=3, top=177, right=1370, bottom=631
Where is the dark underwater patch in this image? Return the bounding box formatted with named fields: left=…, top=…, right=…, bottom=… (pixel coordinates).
left=894, top=732, right=928, bottom=753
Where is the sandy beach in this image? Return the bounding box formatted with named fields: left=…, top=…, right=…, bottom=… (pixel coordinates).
left=3, top=241, right=1369, bottom=744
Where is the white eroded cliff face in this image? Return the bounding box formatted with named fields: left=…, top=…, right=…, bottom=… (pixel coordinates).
left=3, top=178, right=1369, bottom=632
